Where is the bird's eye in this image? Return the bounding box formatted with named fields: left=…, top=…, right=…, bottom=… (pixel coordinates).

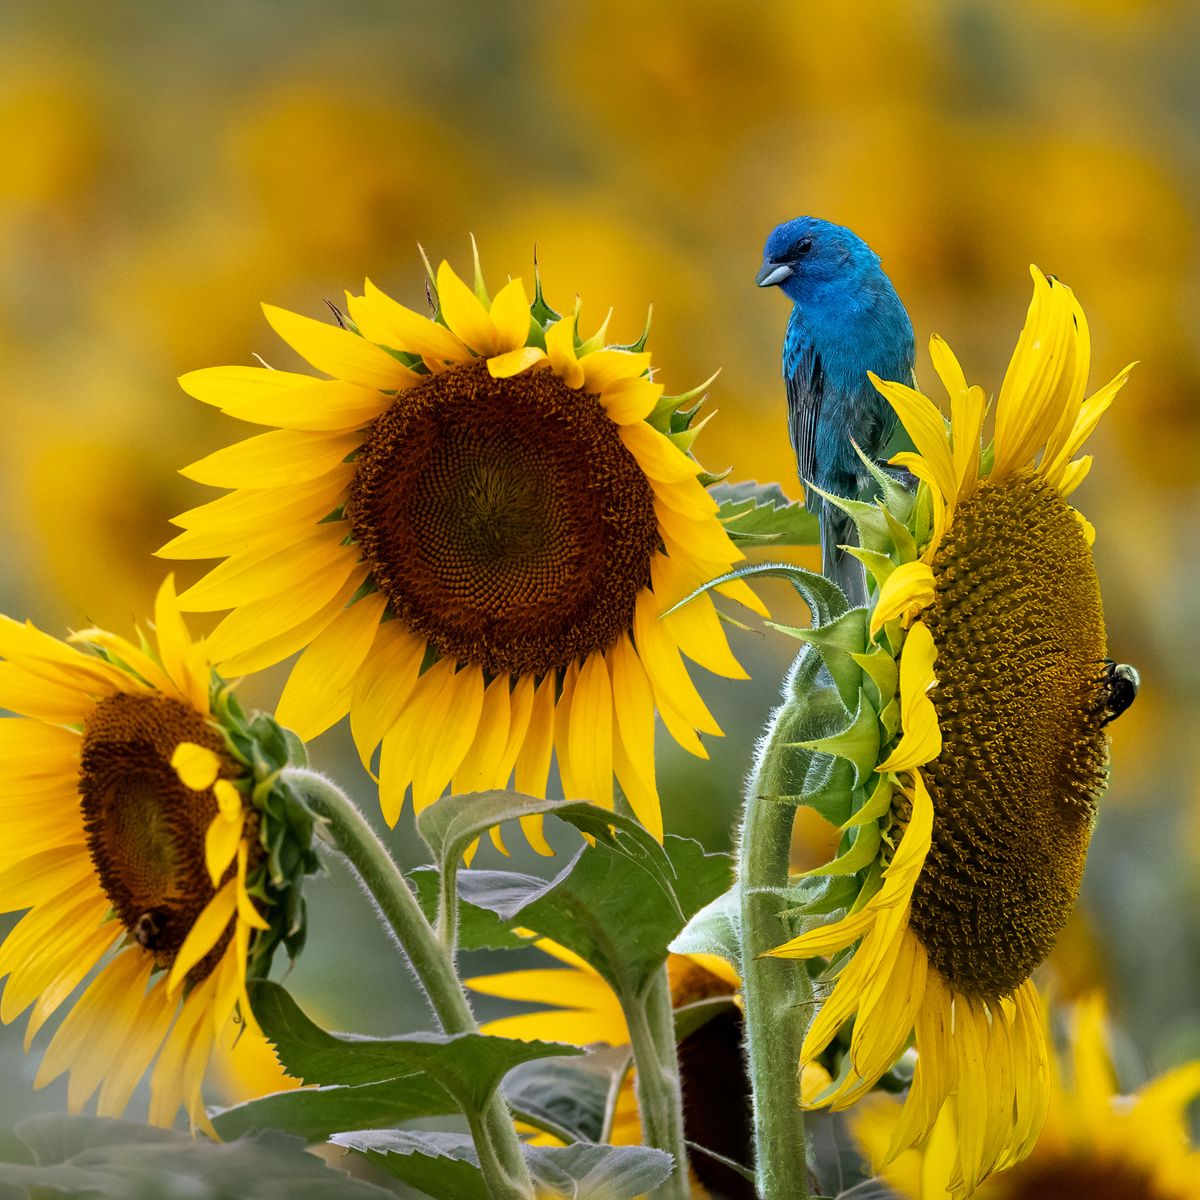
left=795, top=238, right=813, bottom=257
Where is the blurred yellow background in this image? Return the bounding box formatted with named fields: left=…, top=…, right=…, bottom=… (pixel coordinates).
left=0, top=0, right=1196, bottom=1149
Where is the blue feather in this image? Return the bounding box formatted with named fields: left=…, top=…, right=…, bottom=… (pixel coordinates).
left=757, top=217, right=915, bottom=606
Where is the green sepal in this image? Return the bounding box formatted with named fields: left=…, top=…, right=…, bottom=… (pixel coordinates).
left=844, top=545, right=895, bottom=592
left=610, top=304, right=653, bottom=354
left=883, top=506, right=919, bottom=562
left=791, top=755, right=856, bottom=826
left=785, top=608, right=867, bottom=709
left=853, top=437, right=917, bottom=524
left=468, top=233, right=490, bottom=305
left=666, top=409, right=715, bottom=455
left=649, top=369, right=718, bottom=434
left=667, top=560, right=849, bottom=628
left=575, top=304, right=612, bottom=355
left=793, top=688, right=880, bottom=791
left=807, top=483, right=895, bottom=558
left=878, top=696, right=901, bottom=741
left=851, top=647, right=898, bottom=713
left=848, top=860, right=885, bottom=915
left=530, top=249, right=561, bottom=326
left=912, top=479, right=935, bottom=548
left=803, top=820, right=881, bottom=879
left=842, top=774, right=894, bottom=831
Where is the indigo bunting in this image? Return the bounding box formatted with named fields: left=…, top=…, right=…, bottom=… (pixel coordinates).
left=756, top=216, right=915, bottom=606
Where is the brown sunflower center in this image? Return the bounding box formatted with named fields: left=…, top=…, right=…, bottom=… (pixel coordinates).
left=79, top=692, right=235, bottom=980
left=1001, top=1155, right=1172, bottom=1200
left=905, top=470, right=1109, bottom=999
left=348, top=359, right=660, bottom=676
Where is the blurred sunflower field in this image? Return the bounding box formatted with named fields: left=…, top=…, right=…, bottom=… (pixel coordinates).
left=0, top=1, right=1197, bottom=1198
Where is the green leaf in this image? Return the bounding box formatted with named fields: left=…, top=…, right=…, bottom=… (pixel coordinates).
left=250, top=980, right=578, bottom=1114
left=415, top=790, right=681, bottom=944
left=503, top=1045, right=631, bottom=1145
left=3, top=1114, right=396, bottom=1199
left=668, top=561, right=849, bottom=631
left=668, top=885, right=741, bottom=974
left=711, top=480, right=820, bottom=546
left=211, top=1075, right=456, bottom=1143
left=408, top=866, right=535, bottom=951
left=333, top=1130, right=675, bottom=1200
left=463, top=837, right=732, bottom=996
left=673, top=995, right=738, bottom=1042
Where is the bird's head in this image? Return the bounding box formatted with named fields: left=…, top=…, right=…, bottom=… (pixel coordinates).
left=756, top=216, right=882, bottom=304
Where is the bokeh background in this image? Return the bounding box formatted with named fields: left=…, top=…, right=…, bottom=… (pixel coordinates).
left=1, top=0, right=1197, bottom=1170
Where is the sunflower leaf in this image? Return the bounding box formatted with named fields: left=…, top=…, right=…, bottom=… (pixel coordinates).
left=331, top=1130, right=675, bottom=1200
left=5, top=1115, right=396, bottom=1198
left=247, top=980, right=578, bottom=1115
left=461, top=836, right=732, bottom=996
left=415, top=790, right=679, bottom=952
left=711, top=480, right=820, bottom=546
left=503, top=1045, right=632, bottom=1145
left=666, top=561, right=849, bottom=629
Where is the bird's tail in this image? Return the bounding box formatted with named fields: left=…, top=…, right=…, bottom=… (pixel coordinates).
left=820, top=501, right=868, bottom=608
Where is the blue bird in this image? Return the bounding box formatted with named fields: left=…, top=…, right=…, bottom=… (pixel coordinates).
left=756, top=216, right=915, bottom=607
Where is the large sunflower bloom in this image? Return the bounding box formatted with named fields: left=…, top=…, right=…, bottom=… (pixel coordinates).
left=767, top=267, right=1135, bottom=1196
left=163, top=255, right=763, bottom=844
left=853, top=995, right=1200, bottom=1200
left=0, top=578, right=297, bottom=1134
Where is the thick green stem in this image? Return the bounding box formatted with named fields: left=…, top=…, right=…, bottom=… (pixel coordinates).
left=621, top=964, right=690, bottom=1200
left=286, top=768, right=533, bottom=1200
left=739, top=698, right=815, bottom=1200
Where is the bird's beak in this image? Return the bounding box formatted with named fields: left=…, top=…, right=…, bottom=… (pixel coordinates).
left=756, top=260, right=792, bottom=288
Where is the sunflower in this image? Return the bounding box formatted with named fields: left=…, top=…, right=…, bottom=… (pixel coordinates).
left=162, top=252, right=764, bottom=845
left=853, top=995, right=1200, bottom=1200
left=468, top=941, right=826, bottom=1198
left=765, top=267, right=1135, bottom=1196
left=0, top=577, right=311, bottom=1134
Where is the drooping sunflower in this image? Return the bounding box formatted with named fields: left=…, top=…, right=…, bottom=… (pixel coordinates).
left=0, top=577, right=314, bottom=1134
left=467, top=941, right=789, bottom=1199
left=161, top=253, right=764, bottom=846
left=853, top=995, right=1200, bottom=1200
left=766, top=267, right=1135, bottom=1196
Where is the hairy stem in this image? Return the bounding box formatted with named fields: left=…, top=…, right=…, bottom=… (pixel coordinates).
left=286, top=768, right=533, bottom=1200
left=739, top=699, right=814, bottom=1200
left=622, top=963, right=690, bottom=1200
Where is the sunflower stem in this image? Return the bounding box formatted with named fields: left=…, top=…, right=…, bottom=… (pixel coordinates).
left=286, top=769, right=534, bottom=1200
left=622, top=963, right=691, bottom=1200
left=739, top=700, right=814, bottom=1200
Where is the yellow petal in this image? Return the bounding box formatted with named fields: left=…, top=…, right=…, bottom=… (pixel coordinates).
left=568, top=653, right=613, bottom=809
left=167, top=879, right=237, bottom=994
left=580, top=349, right=651, bottom=392
left=177, top=525, right=353, bottom=613
left=153, top=576, right=207, bottom=712
left=514, top=673, right=557, bottom=799
left=655, top=499, right=742, bottom=569
left=410, top=663, right=485, bottom=811
left=206, top=563, right=367, bottom=674
left=178, top=365, right=315, bottom=409
left=349, top=623, right=426, bottom=768
left=545, top=316, right=584, bottom=388
left=488, top=277, right=532, bottom=353
left=599, top=378, right=662, bottom=425
left=436, top=261, right=497, bottom=355
left=619, top=421, right=701, bottom=483
left=217, top=379, right=392, bottom=433
left=452, top=675, right=512, bottom=796
left=172, top=742, right=220, bottom=791
left=275, top=592, right=388, bottom=741
left=928, top=334, right=967, bottom=401
left=869, top=373, right=956, bottom=504
left=552, top=662, right=580, bottom=800
left=876, top=623, right=940, bottom=775
left=378, top=660, right=453, bottom=827
left=869, top=560, right=935, bottom=639
left=652, top=554, right=747, bottom=680
left=180, top=427, right=361, bottom=490
left=263, top=303, right=420, bottom=390
left=204, top=809, right=244, bottom=887
left=488, top=346, right=547, bottom=378
left=348, top=278, right=470, bottom=363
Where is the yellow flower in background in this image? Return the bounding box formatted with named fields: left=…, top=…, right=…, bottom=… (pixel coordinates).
left=768, top=268, right=1134, bottom=1196
left=0, top=577, right=269, bottom=1135
left=854, top=995, right=1200, bottom=1200
left=164, top=253, right=764, bottom=846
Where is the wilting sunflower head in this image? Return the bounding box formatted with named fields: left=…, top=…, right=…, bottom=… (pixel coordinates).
left=764, top=267, right=1137, bottom=1196
left=163, top=247, right=765, bottom=845
left=0, top=577, right=319, bottom=1134
left=852, top=994, right=1200, bottom=1200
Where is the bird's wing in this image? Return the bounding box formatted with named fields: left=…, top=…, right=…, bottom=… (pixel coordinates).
left=785, top=346, right=823, bottom=509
